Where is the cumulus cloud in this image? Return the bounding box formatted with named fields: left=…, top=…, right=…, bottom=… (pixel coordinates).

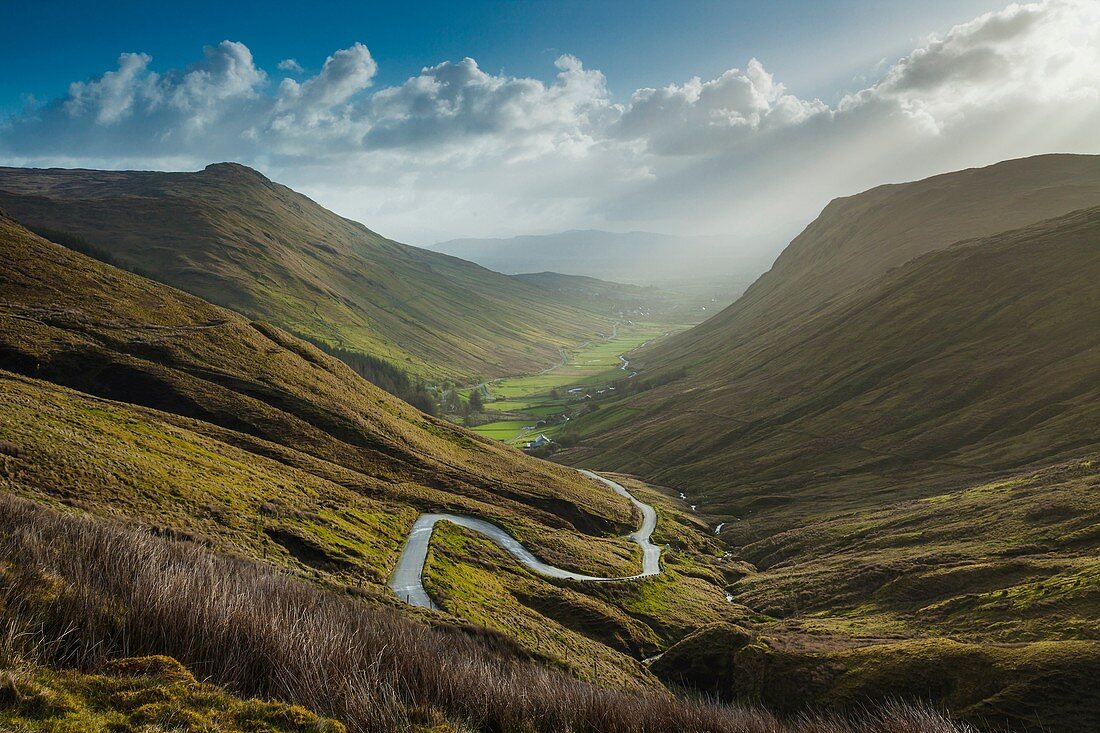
left=840, top=0, right=1100, bottom=132
left=364, top=54, right=613, bottom=161
left=278, top=43, right=377, bottom=111
left=1, top=0, right=1098, bottom=245
left=63, top=52, right=154, bottom=124
left=611, top=58, right=827, bottom=155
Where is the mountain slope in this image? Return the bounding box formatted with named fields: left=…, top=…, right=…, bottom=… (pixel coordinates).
left=657, top=153, right=1100, bottom=378
left=0, top=163, right=612, bottom=381
left=0, top=211, right=638, bottom=575
left=567, top=203, right=1100, bottom=522
left=547, top=157, right=1100, bottom=733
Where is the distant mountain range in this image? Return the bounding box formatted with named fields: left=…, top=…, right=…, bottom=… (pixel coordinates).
left=0, top=163, right=614, bottom=382
left=431, top=229, right=777, bottom=290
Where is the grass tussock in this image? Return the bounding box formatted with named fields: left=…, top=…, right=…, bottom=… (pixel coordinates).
left=0, top=494, right=970, bottom=733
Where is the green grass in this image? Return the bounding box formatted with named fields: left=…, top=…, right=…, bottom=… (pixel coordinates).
left=0, top=657, right=344, bottom=732
left=469, top=420, right=535, bottom=441
left=469, top=323, right=674, bottom=446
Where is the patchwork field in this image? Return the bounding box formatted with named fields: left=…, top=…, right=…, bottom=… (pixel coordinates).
left=468, top=323, right=678, bottom=446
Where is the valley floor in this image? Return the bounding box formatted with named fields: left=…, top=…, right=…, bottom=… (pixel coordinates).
left=462, top=321, right=680, bottom=447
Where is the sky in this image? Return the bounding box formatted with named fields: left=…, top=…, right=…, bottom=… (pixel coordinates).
left=2, top=0, right=1098, bottom=248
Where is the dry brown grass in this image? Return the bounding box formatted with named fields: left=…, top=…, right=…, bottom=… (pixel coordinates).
left=0, top=493, right=970, bottom=733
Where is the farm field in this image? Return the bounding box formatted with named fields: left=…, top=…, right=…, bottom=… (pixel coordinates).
left=468, top=322, right=678, bottom=446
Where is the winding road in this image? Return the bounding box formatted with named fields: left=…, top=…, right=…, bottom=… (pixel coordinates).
left=389, top=469, right=661, bottom=608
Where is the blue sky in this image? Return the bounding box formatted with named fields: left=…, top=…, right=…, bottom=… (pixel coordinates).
left=3, top=1, right=1005, bottom=116
left=2, top=1, right=1098, bottom=245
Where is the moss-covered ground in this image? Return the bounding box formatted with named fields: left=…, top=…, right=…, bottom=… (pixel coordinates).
left=0, top=656, right=344, bottom=733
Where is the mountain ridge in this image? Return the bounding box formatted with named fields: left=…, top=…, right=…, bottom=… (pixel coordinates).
left=562, top=154, right=1100, bottom=524
left=0, top=163, right=614, bottom=381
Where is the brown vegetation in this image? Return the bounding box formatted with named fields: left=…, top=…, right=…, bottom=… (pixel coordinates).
left=0, top=494, right=969, bottom=733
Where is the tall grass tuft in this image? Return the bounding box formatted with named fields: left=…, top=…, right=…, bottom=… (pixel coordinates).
left=0, top=494, right=970, bottom=733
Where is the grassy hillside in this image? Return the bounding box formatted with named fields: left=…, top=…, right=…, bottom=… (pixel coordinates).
left=0, top=163, right=613, bottom=381
left=0, top=212, right=743, bottom=687
left=644, top=457, right=1100, bottom=733
left=655, top=154, right=1100, bottom=371
left=0, top=493, right=970, bottom=733
left=0, top=211, right=642, bottom=580
left=567, top=203, right=1100, bottom=521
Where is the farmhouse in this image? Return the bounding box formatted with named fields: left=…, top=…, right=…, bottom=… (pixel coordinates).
left=523, top=433, right=552, bottom=449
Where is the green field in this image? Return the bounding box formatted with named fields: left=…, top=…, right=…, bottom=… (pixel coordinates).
left=469, top=323, right=678, bottom=446
left=468, top=420, right=535, bottom=441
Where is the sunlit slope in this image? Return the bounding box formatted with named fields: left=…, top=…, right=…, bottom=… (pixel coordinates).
left=566, top=203, right=1100, bottom=526
left=0, top=212, right=638, bottom=577
left=651, top=153, right=1100, bottom=377
left=0, top=163, right=612, bottom=380
left=0, top=212, right=747, bottom=686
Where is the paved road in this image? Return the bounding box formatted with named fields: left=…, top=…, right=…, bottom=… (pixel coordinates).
left=389, top=469, right=662, bottom=608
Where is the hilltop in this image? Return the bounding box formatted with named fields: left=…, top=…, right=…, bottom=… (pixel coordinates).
left=0, top=163, right=614, bottom=381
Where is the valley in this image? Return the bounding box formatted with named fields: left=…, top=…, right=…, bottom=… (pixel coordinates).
left=0, top=154, right=1096, bottom=733
left=3, top=6, right=1099, bottom=732
left=463, top=320, right=680, bottom=447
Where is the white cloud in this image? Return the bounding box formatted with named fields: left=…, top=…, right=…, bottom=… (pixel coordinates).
left=2, top=0, right=1098, bottom=246
left=63, top=52, right=154, bottom=124
left=278, top=42, right=377, bottom=111
left=363, top=54, right=613, bottom=162
left=611, top=58, right=828, bottom=155
left=277, top=58, right=303, bottom=74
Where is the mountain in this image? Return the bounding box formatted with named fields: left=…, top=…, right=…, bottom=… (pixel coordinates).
left=661, top=153, right=1100, bottom=366
left=0, top=211, right=976, bottom=733
left=432, top=229, right=775, bottom=290
left=565, top=155, right=1100, bottom=514
left=0, top=163, right=613, bottom=382
left=551, top=157, right=1100, bottom=728
left=0, top=211, right=642, bottom=576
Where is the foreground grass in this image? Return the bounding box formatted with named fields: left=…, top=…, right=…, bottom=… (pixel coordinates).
left=0, top=494, right=968, bottom=733
left=0, top=657, right=343, bottom=732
